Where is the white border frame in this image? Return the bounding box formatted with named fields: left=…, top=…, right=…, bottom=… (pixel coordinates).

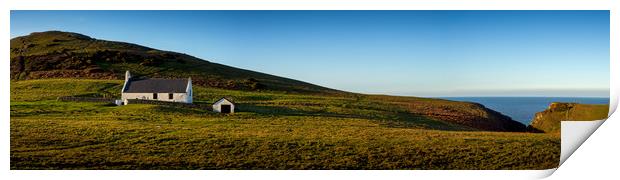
left=3, top=1, right=618, bottom=180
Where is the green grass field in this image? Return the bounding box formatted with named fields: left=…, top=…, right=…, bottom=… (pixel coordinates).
left=529, top=103, right=609, bottom=133
left=564, top=104, right=609, bottom=121
left=10, top=79, right=560, bottom=169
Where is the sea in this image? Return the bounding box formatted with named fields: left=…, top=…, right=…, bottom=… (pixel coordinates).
left=441, top=97, right=610, bottom=125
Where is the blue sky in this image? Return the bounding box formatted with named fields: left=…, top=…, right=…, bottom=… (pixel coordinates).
left=10, top=11, right=610, bottom=97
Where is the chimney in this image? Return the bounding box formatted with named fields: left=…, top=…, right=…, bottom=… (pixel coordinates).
left=125, top=71, right=131, bottom=82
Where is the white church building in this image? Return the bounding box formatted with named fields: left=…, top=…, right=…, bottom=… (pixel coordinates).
left=121, top=71, right=193, bottom=104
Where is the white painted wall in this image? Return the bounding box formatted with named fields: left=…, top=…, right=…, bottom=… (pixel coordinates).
left=120, top=71, right=193, bottom=104
left=212, top=98, right=235, bottom=113
left=122, top=92, right=190, bottom=103
left=186, top=79, right=193, bottom=104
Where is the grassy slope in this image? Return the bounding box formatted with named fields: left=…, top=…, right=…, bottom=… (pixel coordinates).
left=10, top=31, right=340, bottom=94
left=10, top=31, right=527, bottom=132
left=11, top=79, right=524, bottom=131
left=529, top=103, right=609, bottom=133
left=10, top=79, right=560, bottom=169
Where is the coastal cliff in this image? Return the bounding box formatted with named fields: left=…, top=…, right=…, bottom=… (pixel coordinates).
left=528, top=103, right=609, bottom=133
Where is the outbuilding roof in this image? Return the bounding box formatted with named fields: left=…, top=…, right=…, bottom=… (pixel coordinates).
left=213, top=97, right=235, bottom=105
left=123, top=78, right=189, bottom=93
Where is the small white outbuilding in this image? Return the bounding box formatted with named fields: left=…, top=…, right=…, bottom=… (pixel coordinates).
left=212, top=97, right=235, bottom=114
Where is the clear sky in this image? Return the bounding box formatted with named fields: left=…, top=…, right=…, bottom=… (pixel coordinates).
left=10, top=10, right=610, bottom=97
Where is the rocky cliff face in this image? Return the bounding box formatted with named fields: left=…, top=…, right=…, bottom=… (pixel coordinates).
left=528, top=103, right=609, bottom=133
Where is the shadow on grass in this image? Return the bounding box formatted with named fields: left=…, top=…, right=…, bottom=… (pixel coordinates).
left=236, top=104, right=468, bottom=131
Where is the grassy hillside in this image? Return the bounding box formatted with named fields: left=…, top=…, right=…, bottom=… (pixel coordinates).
left=11, top=79, right=525, bottom=132
left=10, top=31, right=340, bottom=94
left=528, top=103, right=609, bottom=133
left=10, top=31, right=552, bottom=169
left=10, top=79, right=559, bottom=169
left=10, top=31, right=528, bottom=132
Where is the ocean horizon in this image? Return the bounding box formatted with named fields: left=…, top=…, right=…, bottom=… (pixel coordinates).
left=441, top=97, right=610, bottom=125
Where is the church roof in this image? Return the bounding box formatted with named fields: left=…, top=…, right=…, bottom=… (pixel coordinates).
left=123, top=78, right=189, bottom=93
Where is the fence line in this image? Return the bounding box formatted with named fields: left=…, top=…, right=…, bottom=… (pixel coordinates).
left=126, top=99, right=212, bottom=110
left=57, top=96, right=116, bottom=103
left=57, top=96, right=212, bottom=110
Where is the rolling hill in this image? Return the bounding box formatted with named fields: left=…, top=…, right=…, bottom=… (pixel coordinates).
left=10, top=79, right=558, bottom=169
left=10, top=31, right=340, bottom=94
left=9, top=31, right=562, bottom=170
left=10, top=31, right=526, bottom=132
